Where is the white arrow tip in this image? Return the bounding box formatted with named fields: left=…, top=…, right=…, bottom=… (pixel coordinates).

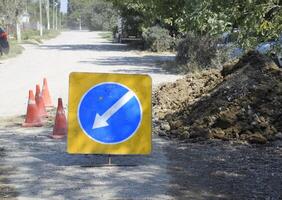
left=92, top=113, right=109, bottom=129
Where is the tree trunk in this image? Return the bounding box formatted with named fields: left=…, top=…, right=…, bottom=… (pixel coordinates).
left=16, top=21, right=21, bottom=43
left=55, top=3, right=58, bottom=30
left=46, top=0, right=50, bottom=30
left=52, top=0, right=55, bottom=29
left=39, top=0, right=43, bottom=36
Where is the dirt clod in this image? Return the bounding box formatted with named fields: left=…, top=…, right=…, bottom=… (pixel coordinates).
left=247, top=133, right=268, bottom=144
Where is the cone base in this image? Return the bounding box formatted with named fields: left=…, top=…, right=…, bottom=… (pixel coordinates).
left=50, top=134, right=65, bottom=139
left=45, top=104, right=54, bottom=108
left=39, top=114, right=48, bottom=118
left=22, top=122, right=43, bottom=127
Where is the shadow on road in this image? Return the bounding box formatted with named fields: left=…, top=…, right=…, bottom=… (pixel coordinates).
left=164, top=139, right=282, bottom=199
left=80, top=55, right=177, bottom=75
left=40, top=42, right=180, bottom=75
left=0, top=123, right=171, bottom=199
left=0, top=148, right=19, bottom=199
left=40, top=43, right=130, bottom=52
left=1, top=119, right=282, bottom=199
left=0, top=119, right=282, bottom=199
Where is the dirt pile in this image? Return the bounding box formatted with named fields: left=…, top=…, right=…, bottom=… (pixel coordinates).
left=153, top=69, right=223, bottom=119
left=154, top=52, right=282, bottom=144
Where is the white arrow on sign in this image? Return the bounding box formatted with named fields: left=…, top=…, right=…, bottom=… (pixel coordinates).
left=92, top=91, right=135, bottom=129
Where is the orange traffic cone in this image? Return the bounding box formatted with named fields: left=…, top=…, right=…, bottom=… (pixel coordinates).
left=35, top=84, right=48, bottom=118
left=51, top=98, right=67, bottom=139
left=22, top=90, right=43, bottom=127
left=42, top=78, right=53, bottom=107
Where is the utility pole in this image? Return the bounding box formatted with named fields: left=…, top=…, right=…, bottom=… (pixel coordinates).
left=79, top=16, right=82, bottom=31
left=15, top=7, right=21, bottom=42
left=39, top=0, right=43, bottom=36
left=46, top=0, right=50, bottom=30
left=60, top=12, right=62, bottom=30
left=52, top=0, right=55, bottom=29
left=16, top=22, right=21, bottom=43
left=55, top=2, right=58, bottom=30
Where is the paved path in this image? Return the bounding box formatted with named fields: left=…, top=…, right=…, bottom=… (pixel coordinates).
left=0, top=31, right=180, bottom=117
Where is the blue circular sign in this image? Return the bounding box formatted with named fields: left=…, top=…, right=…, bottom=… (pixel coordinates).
left=78, top=82, right=142, bottom=144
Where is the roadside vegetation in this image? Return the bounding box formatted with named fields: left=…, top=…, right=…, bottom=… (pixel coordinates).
left=110, top=0, right=281, bottom=71
left=0, top=40, right=24, bottom=60
left=67, top=0, right=117, bottom=31
left=67, top=0, right=281, bottom=72
left=98, top=32, right=113, bottom=42
left=0, top=0, right=64, bottom=60
left=21, top=29, right=61, bottom=44
left=0, top=30, right=60, bottom=61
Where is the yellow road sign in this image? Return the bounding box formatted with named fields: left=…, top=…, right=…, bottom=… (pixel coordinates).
left=68, top=72, right=152, bottom=155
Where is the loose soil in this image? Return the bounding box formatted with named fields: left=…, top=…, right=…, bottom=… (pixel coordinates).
left=154, top=52, right=282, bottom=144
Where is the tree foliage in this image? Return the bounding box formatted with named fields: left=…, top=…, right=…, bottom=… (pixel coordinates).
left=182, top=0, right=282, bottom=49
left=0, top=0, right=25, bottom=25
left=142, top=25, right=173, bottom=52
left=0, top=0, right=61, bottom=29
left=109, top=0, right=282, bottom=49
left=110, top=0, right=185, bottom=36
left=67, top=0, right=117, bottom=31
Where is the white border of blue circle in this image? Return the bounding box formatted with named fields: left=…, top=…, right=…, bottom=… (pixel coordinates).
left=77, top=82, right=143, bottom=145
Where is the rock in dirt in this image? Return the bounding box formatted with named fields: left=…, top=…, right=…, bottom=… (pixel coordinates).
left=154, top=51, right=282, bottom=144
left=247, top=133, right=268, bottom=144
left=160, top=122, right=171, bottom=131
left=275, top=132, right=282, bottom=140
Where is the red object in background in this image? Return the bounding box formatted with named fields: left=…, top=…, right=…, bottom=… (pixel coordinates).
left=0, top=32, right=7, bottom=40
left=0, top=28, right=9, bottom=55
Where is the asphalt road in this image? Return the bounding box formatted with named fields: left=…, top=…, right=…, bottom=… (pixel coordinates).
left=0, top=31, right=180, bottom=117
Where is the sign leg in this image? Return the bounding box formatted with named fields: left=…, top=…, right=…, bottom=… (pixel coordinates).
left=108, top=155, right=112, bottom=166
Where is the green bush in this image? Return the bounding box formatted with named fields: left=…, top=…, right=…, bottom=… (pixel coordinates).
left=176, top=33, right=231, bottom=71
left=42, top=30, right=60, bottom=40
left=176, top=33, right=217, bottom=66
left=21, top=29, right=60, bottom=44
left=142, top=26, right=173, bottom=52
left=22, top=30, right=40, bottom=40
